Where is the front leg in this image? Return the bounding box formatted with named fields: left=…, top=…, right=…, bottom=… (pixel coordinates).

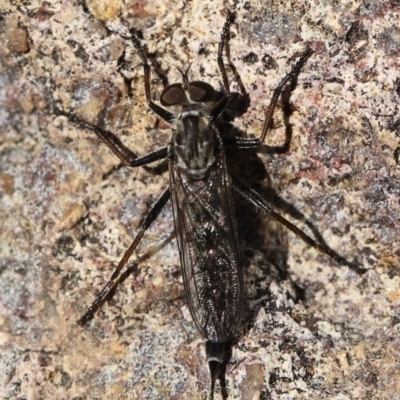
left=126, top=31, right=175, bottom=124
left=224, top=47, right=313, bottom=149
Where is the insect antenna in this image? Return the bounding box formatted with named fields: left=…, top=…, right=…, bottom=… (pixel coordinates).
left=176, top=64, right=192, bottom=83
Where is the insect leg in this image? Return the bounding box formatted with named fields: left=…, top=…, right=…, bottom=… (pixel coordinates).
left=128, top=32, right=175, bottom=124
left=209, top=11, right=244, bottom=122
left=78, top=187, right=171, bottom=326
left=217, top=10, right=236, bottom=96
left=231, top=175, right=365, bottom=273
left=223, top=48, right=313, bottom=148
left=218, top=10, right=247, bottom=98
left=54, top=108, right=168, bottom=167
left=208, top=12, right=239, bottom=122
left=211, top=10, right=250, bottom=123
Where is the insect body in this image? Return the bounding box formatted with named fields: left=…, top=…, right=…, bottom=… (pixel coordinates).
left=54, top=10, right=358, bottom=399
left=167, top=80, right=245, bottom=395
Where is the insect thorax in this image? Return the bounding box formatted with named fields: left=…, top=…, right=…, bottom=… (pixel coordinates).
left=173, top=110, right=217, bottom=179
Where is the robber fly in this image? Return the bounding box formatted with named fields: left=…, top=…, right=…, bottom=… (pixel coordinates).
left=54, top=10, right=361, bottom=399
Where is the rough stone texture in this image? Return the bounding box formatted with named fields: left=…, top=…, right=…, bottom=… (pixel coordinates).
left=1, top=0, right=399, bottom=399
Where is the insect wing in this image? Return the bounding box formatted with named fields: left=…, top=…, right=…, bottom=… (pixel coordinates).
left=169, top=153, right=244, bottom=343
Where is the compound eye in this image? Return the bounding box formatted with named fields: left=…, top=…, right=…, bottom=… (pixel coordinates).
left=160, top=84, right=186, bottom=106
left=188, top=81, right=216, bottom=102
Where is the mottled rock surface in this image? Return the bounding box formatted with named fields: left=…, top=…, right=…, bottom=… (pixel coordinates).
left=1, top=0, right=399, bottom=399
